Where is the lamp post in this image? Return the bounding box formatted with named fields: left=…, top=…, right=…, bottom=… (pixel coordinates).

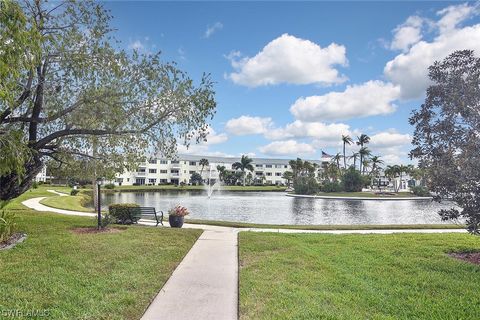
left=96, top=178, right=103, bottom=230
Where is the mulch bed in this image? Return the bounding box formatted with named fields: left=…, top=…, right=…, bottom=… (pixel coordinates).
left=70, top=227, right=126, bottom=234
left=448, top=252, right=480, bottom=265
left=0, top=233, right=27, bottom=250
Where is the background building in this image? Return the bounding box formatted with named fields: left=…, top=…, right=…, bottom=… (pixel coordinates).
left=115, top=154, right=328, bottom=186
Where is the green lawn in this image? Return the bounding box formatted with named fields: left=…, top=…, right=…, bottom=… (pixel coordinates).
left=239, top=232, right=480, bottom=320
left=4, top=185, right=72, bottom=210
left=0, top=209, right=201, bottom=319
left=40, top=194, right=95, bottom=212
left=316, top=191, right=422, bottom=198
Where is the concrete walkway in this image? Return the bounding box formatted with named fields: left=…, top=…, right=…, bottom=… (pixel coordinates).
left=21, top=194, right=466, bottom=320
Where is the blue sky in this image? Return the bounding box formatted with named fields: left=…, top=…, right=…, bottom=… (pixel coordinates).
left=104, top=1, right=480, bottom=163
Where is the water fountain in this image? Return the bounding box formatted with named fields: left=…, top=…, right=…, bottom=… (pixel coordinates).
left=205, top=165, right=220, bottom=198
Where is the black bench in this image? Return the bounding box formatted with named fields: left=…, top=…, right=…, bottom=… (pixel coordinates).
left=129, top=207, right=164, bottom=226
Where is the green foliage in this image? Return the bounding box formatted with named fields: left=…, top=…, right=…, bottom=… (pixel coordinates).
left=342, top=168, right=364, bottom=192
left=31, top=181, right=38, bottom=189
left=0, top=210, right=16, bottom=243
left=293, top=176, right=319, bottom=195
left=411, top=186, right=431, bottom=197
left=232, top=155, right=255, bottom=186
left=321, top=181, right=343, bottom=193
left=70, top=189, right=79, bottom=196
left=109, top=203, right=140, bottom=225
left=190, top=172, right=203, bottom=185
left=104, top=183, right=115, bottom=190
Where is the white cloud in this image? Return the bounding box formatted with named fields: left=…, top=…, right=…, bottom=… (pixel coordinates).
left=225, top=116, right=273, bottom=135
left=259, top=140, right=315, bottom=156
left=227, top=33, right=348, bottom=87
left=202, top=126, right=228, bottom=145
left=369, top=131, right=411, bottom=149
left=384, top=3, right=480, bottom=99
left=290, top=81, right=400, bottom=121
left=265, top=121, right=351, bottom=144
left=390, top=16, right=424, bottom=52
left=204, top=22, right=223, bottom=38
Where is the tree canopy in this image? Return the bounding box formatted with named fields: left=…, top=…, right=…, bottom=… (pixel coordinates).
left=0, top=0, right=216, bottom=200
left=410, top=50, right=480, bottom=234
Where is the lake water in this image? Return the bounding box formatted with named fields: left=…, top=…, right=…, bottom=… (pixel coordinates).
left=100, top=191, right=455, bottom=225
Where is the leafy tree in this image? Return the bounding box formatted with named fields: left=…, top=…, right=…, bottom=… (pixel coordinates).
left=409, top=50, right=480, bottom=234
left=369, top=156, right=384, bottom=175
left=199, top=158, right=209, bottom=175
left=349, top=152, right=359, bottom=171
left=384, top=165, right=400, bottom=192
left=281, top=171, right=293, bottom=186
left=331, top=153, right=342, bottom=170
left=290, top=158, right=319, bottom=195
left=216, top=165, right=226, bottom=182
left=190, top=172, right=203, bottom=185
left=341, top=134, right=353, bottom=169
left=232, top=155, right=254, bottom=186
left=0, top=0, right=216, bottom=201
left=342, top=167, right=364, bottom=192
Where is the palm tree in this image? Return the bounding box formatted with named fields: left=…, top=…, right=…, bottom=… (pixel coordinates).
left=199, top=158, right=209, bottom=175
left=331, top=153, right=342, bottom=170
left=384, top=165, right=401, bottom=192
left=358, top=147, right=371, bottom=174
left=362, top=159, right=371, bottom=175
left=356, top=134, right=370, bottom=147
left=232, top=155, right=254, bottom=186
left=341, top=135, right=353, bottom=169
left=282, top=171, right=294, bottom=186
left=216, top=165, right=226, bottom=182
left=369, top=156, right=384, bottom=175
left=349, top=152, right=359, bottom=171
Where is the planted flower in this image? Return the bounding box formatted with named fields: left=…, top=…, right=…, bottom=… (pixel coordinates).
left=168, top=205, right=189, bottom=228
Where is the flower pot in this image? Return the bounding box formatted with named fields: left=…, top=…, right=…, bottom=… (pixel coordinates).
left=169, top=215, right=184, bottom=228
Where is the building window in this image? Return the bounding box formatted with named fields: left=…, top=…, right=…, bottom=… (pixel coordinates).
left=116, top=178, right=123, bottom=183
left=160, top=160, right=168, bottom=164
left=171, top=170, right=179, bottom=174
left=159, top=179, right=168, bottom=183
left=266, top=172, right=272, bottom=176
left=171, top=160, right=180, bottom=164
left=275, top=164, right=283, bottom=168
left=275, top=172, right=282, bottom=176
left=149, top=169, right=157, bottom=174
left=189, top=161, right=196, bottom=166
left=148, top=159, right=156, bottom=164
left=137, top=168, right=146, bottom=173
left=265, top=164, right=272, bottom=168
left=148, top=178, right=156, bottom=184
left=135, top=178, right=145, bottom=185
left=160, top=170, right=168, bottom=174
left=284, top=165, right=288, bottom=168
left=255, top=172, right=263, bottom=176
left=255, top=164, right=263, bottom=168
left=189, top=171, right=196, bottom=174
left=127, top=178, right=130, bottom=182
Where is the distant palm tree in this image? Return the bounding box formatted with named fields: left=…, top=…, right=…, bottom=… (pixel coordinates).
left=362, top=159, right=371, bottom=175
left=358, top=147, right=371, bottom=174
left=232, top=155, right=254, bottom=186
left=341, top=135, right=353, bottom=169
left=356, top=134, right=370, bottom=173
left=282, top=171, right=294, bottom=186
left=350, top=152, right=359, bottom=171
left=369, top=156, right=384, bottom=175
left=385, top=165, right=401, bottom=192
left=331, top=153, right=342, bottom=170
left=216, top=165, right=226, bottom=182
left=199, top=158, right=209, bottom=175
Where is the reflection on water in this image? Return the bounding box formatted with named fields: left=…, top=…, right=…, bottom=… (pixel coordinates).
left=99, top=191, right=455, bottom=225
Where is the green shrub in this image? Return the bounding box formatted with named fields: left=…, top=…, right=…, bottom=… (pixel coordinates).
left=411, top=186, right=431, bottom=197
left=293, top=176, right=319, bottom=195
left=104, top=183, right=115, bottom=189
left=321, top=181, right=343, bottom=192
left=32, top=181, right=38, bottom=189
left=70, top=189, right=79, bottom=196
left=0, top=210, right=17, bottom=243
left=109, top=203, right=140, bottom=224
left=342, top=168, right=364, bottom=192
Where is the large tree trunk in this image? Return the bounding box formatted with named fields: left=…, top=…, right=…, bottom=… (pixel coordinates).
left=0, top=156, right=43, bottom=201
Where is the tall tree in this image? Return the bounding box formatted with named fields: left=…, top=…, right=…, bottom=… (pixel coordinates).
left=341, top=134, right=353, bottom=169
left=331, top=153, right=342, bottom=170
left=199, top=158, right=209, bottom=175
left=358, top=146, right=371, bottom=174
left=232, top=155, right=254, bottom=187
left=0, top=1, right=216, bottom=201
left=216, top=165, right=226, bottom=182
left=281, top=171, right=293, bottom=186
left=409, top=50, right=480, bottom=234
left=369, top=156, right=384, bottom=175
left=349, top=152, right=359, bottom=171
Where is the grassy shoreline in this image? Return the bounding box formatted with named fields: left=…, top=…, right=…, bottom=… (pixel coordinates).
left=108, top=185, right=287, bottom=192
left=239, top=232, right=480, bottom=319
